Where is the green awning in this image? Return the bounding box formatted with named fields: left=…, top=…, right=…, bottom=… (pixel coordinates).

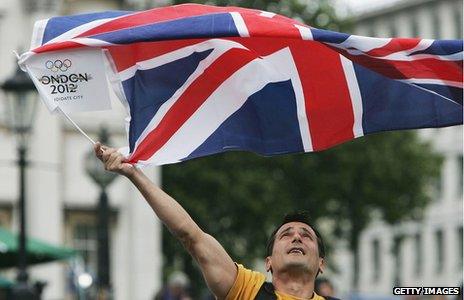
left=0, top=227, right=76, bottom=269
left=0, top=275, right=13, bottom=288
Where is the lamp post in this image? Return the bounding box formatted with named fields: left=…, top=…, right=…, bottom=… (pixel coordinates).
left=1, top=64, right=39, bottom=299
left=84, top=127, right=117, bottom=300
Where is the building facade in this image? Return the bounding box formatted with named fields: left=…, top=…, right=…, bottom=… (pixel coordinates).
left=330, top=0, right=463, bottom=297
left=0, top=0, right=163, bottom=299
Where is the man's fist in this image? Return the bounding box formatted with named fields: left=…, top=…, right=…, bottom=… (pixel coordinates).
left=94, top=142, right=136, bottom=178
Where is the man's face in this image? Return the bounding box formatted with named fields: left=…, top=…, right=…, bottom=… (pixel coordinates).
left=265, top=222, right=324, bottom=277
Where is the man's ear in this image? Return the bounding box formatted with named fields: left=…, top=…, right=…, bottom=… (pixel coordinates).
left=265, top=256, right=272, bottom=273
left=318, top=258, right=325, bottom=274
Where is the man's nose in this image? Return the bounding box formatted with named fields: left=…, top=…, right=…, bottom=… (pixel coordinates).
left=291, top=232, right=302, bottom=243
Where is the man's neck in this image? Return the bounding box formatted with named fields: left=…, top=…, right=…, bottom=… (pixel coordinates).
left=272, top=271, right=315, bottom=299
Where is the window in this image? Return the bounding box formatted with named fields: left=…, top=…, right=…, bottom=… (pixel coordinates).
left=435, top=229, right=444, bottom=273
left=0, top=206, right=12, bottom=229
left=0, top=102, right=6, bottom=129
left=64, top=208, right=117, bottom=299
left=410, top=13, right=419, bottom=37
left=458, top=226, right=463, bottom=269
left=414, top=233, right=422, bottom=276
left=372, top=239, right=381, bottom=282
left=367, top=21, right=377, bottom=37
left=388, top=20, right=397, bottom=37
left=458, top=155, right=463, bottom=198
left=454, top=8, right=463, bottom=39
left=393, top=235, right=403, bottom=286
left=64, top=208, right=117, bottom=275
left=65, top=212, right=98, bottom=274
left=74, top=223, right=98, bottom=272
left=431, top=6, right=441, bottom=39
left=432, top=172, right=442, bottom=201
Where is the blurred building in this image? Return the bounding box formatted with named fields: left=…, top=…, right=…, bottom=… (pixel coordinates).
left=0, top=0, right=166, bottom=299
left=330, top=0, right=463, bottom=297
left=0, top=0, right=462, bottom=299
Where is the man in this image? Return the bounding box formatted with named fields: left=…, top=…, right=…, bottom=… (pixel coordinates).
left=314, top=278, right=335, bottom=298
left=95, top=143, right=339, bottom=300
left=155, top=271, right=192, bottom=300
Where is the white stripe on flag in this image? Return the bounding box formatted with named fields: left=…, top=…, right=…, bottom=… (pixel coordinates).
left=140, top=47, right=312, bottom=164
left=373, top=39, right=433, bottom=60
left=259, top=11, right=276, bottom=18
left=230, top=12, right=250, bottom=37
left=295, top=25, right=313, bottom=40
left=30, top=19, right=49, bottom=49
left=340, top=55, right=364, bottom=138
left=330, top=37, right=460, bottom=62
left=129, top=39, right=248, bottom=151
left=332, top=35, right=391, bottom=52
left=402, top=39, right=434, bottom=55
left=403, top=52, right=463, bottom=61
left=336, top=48, right=462, bottom=61
left=70, top=37, right=114, bottom=47
left=285, top=48, right=313, bottom=152
left=44, top=17, right=121, bottom=45
left=397, top=78, right=463, bottom=88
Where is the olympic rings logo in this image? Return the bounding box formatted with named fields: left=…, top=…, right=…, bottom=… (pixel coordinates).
left=45, top=59, right=72, bottom=72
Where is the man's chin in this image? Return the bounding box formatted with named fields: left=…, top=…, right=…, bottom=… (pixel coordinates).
left=281, top=260, right=312, bottom=272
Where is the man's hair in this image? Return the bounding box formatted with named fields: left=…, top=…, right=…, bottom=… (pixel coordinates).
left=265, top=211, right=325, bottom=258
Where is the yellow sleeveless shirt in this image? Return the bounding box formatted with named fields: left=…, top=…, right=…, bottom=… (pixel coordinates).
left=226, top=264, right=326, bottom=300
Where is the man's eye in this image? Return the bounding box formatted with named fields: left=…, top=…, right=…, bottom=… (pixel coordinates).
left=301, top=232, right=313, bottom=240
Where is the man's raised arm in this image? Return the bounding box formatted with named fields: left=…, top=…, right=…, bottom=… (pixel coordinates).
left=95, top=143, right=237, bottom=299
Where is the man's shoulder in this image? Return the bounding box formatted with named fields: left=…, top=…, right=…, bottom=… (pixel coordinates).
left=226, top=264, right=266, bottom=300
left=235, top=264, right=267, bottom=281
left=234, top=266, right=343, bottom=300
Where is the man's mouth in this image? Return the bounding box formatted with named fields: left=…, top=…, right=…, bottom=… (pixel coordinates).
left=288, top=247, right=305, bottom=255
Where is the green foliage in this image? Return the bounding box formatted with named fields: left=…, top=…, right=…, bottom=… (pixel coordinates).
left=162, top=131, right=441, bottom=295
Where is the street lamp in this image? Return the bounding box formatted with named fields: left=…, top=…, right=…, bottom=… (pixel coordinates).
left=1, top=64, right=39, bottom=299
left=84, top=127, right=117, bottom=299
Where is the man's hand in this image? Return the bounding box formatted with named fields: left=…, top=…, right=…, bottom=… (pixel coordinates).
left=94, top=142, right=136, bottom=178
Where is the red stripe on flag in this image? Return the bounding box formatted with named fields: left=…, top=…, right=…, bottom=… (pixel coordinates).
left=291, top=41, right=355, bottom=151
left=34, top=41, right=85, bottom=53
left=127, top=47, right=258, bottom=163
left=366, top=38, right=421, bottom=57
left=241, top=13, right=302, bottom=39
left=107, top=39, right=206, bottom=72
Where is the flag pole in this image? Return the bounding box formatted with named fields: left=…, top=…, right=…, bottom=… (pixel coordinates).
left=58, top=107, right=96, bottom=144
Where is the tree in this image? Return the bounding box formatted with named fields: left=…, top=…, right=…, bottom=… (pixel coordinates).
left=313, top=131, right=441, bottom=288
left=160, top=0, right=442, bottom=296
left=162, top=132, right=440, bottom=296
left=170, top=0, right=351, bottom=32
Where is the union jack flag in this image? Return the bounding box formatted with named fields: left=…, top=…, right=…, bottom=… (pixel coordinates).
left=25, top=4, right=463, bottom=165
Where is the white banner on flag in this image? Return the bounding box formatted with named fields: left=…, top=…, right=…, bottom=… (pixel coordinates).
left=23, top=48, right=112, bottom=114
